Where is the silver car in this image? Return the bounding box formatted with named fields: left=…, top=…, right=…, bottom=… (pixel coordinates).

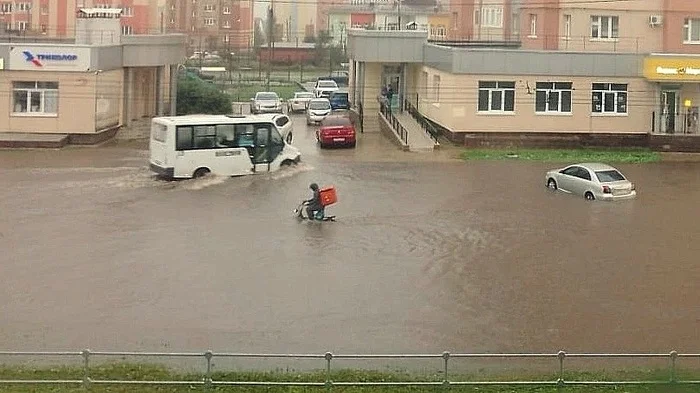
left=250, top=91, right=283, bottom=114
left=288, top=92, right=315, bottom=113
left=545, top=163, right=636, bottom=201
left=305, top=98, right=331, bottom=125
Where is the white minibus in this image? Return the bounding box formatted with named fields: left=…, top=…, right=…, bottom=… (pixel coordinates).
left=149, top=114, right=301, bottom=179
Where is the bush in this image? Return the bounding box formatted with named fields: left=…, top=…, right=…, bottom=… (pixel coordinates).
left=176, top=76, right=232, bottom=115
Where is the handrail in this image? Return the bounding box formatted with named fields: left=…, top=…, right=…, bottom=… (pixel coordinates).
left=379, top=97, right=408, bottom=145
left=404, top=94, right=439, bottom=143
left=0, top=349, right=697, bottom=387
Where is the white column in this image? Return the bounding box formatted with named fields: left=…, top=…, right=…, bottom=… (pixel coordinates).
left=155, top=66, right=164, bottom=116
left=123, top=67, right=133, bottom=127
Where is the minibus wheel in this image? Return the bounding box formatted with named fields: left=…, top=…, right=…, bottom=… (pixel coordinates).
left=193, top=168, right=210, bottom=178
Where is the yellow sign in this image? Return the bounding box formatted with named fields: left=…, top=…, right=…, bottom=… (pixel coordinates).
left=643, top=56, right=700, bottom=81
left=685, top=99, right=692, bottom=107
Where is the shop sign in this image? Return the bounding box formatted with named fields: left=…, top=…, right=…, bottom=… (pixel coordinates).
left=643, top=57, right=700, bottom=81
left=8, top=46, right=91, bottom=71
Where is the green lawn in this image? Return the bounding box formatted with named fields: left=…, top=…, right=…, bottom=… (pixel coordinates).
left=460, top=148, right=661, bottom=163
left=225, top=83, right=304, bottom=101
left=0, top=364, right=698, bottom=392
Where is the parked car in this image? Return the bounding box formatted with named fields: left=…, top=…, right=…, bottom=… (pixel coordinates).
left=329, top=90, right=350, bottom=110
left=545, top=163, right=636, bottom=201
left=306, top=98, right=331, bottom=125
left=250, top=91, right=283, bottom=114
left=317, top=114, right=356, bottom=148
left=314, top=79, right=339, bottom=98
left=253, top=113, right=294, bottom=143
left=288, top=91, right=315, bottom=113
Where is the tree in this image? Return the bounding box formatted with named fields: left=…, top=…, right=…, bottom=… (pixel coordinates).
left=313, top=30, right=332, bottom=66
left=177, top=77, right=232, bottom=115
left=254, top=20, right=266, bottom=49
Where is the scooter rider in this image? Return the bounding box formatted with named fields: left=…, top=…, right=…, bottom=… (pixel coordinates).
left=305, top=183, right=323, bottom=219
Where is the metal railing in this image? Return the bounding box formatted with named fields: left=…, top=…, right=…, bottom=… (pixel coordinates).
left=405, top=94, right=440, bottom=144
left=1, top=349, right=700, bottom=388
left=651, top=110, right=700, bottom=135
left=379, top=97, right=408, bottom=145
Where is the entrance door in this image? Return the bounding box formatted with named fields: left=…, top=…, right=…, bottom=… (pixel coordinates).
left=661, top=91, right=678, bottom=134
left=381, top=65, right=401, bottom=111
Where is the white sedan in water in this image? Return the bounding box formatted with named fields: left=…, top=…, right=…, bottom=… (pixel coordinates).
left=545, top=163, right=636, bottom=201
left=288, top=91, right=315, bottom=113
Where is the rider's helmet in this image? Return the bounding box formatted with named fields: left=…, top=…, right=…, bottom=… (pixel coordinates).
left=309, top=183, right=319, bottom=191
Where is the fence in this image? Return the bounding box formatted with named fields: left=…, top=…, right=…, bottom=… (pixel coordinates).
left=379, top=98, right=408, bottom=145
left=1, top=350, right=699, bottom=388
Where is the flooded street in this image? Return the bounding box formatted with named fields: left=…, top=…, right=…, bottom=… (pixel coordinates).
left=2, top=115, right=700, bottom=358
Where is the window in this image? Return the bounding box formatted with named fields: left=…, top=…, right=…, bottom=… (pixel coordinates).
left=222, top=34, right=229, bottom=42
left=564, top=14, right=571, bottom=39
left=420, top=71, right=428, bottom=96
left=16, top=2, right=30, bottom=11
left=119, top=6, right=133, bottom=16
left=535, top=82, right=572, bottom=114
left=203, top=4, right=214, bottom=11
left=12, top=81, right=59, bottom=115
left=40, top=4, right=48, bottom=14
left=481, top=6, right=503, bottom=28
left=591, top=83, right=627, bottom=114
left=473, top=9, right=479, bottom=25
left=121, top=25, right=133, bottom=35
left=529, top=14, right=537, bottom=37
left=204, top=18, right=215, bottom=25
left=16, top=21, right=27, bottom=30
left=223, top=20, right=230, bottom=28
left=222, top=5, right=230, bottom=14
left=1, top=3, right=12, bottom=13
left=170, top=18, right=175, bottom=24
left=40, top=24, right=47, bottom=33
left=193, top=125, right=217, bottom=148
left=595, top=170, right=625, bottom=182
left=432, top=75, right=440, bottom=102
left=684, top=18, right=700, bottom=43
left=275, top=116, right=290, bottom=128
left=478, top=81, right=515, bottom=113
left=590, top=15, right=619, bottom=39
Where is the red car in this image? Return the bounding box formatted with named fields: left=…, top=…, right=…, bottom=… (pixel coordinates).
left=316, top=114, right=356, bottom=148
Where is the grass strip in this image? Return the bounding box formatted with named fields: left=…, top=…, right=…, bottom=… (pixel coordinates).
left=0, top=363, right=698, bottom=392
left=460, top=148, right=661, bottom=163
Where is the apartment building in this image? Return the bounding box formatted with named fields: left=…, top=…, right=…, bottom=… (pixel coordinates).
left=274, top=0, right=317, bottom=42
left=0, top=0, right=164, bottom=39
left=165, top=0, right=253, bottom=51
left=347, top=0, right=700, bottom=150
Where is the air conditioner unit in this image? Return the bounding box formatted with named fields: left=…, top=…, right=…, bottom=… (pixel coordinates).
left=649, top=15, right=662, bottom=27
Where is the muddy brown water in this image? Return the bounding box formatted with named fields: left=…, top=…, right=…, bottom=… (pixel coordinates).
left=1, top=117, right=700, bottom=373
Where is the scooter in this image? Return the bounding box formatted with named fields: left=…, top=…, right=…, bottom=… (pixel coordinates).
left=294, top=201, right=336, bottom=222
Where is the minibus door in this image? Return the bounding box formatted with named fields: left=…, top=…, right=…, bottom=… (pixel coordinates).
left=253, top=125, right=272, bottom=172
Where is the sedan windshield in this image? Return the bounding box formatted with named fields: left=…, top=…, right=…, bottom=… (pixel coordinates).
left=309, top=101, right=330, bottom=110
left=595, top=170, right=626, bottom=182
left=256, top=93, right=278, bottom=100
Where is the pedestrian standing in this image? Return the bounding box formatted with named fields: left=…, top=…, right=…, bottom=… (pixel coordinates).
left=386, top=85, right=394, bottom=112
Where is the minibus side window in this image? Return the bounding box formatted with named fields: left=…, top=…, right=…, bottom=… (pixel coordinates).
left=176, top=126, right=193, bottom=150
left=193, top=125, right=216, bottom=149
left=216, top=124, right=237, bottom=147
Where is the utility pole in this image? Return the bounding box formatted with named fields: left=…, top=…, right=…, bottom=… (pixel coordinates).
left=266, top=5, right=273, bottom=91
left=397, top=0, right=401, bottom=30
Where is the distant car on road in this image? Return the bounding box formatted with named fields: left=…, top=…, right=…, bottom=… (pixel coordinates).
left=250, top=91, right=283, bottom=114
left=306, top=98, right=331, bottom=125
left=329, top=90, right=350, bottom=111
left=317, top=114, right=356, bottom=148
left=314, top=79, right=339, bottom=98
left=545, top=163, right=636, bottom=201
left=288, top=91, right=315, bottom=113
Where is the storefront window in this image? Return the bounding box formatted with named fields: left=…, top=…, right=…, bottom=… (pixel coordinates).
left=684, top=18, right=700, bottom=43
left=478, top=81, right=515, bottom=113
left=535, top=82, right=572, bottom=114
left=12, top=81, right=59, bottom=115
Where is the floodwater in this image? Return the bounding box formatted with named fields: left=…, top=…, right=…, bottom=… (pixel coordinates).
left=1, top=115, right=700, bottom=361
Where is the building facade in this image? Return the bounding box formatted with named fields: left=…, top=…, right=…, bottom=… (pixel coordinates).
left=0, top=10, right=186, bottom=144
left=0, top=0, right=166, bottom=39
left=164, top=0, right=253, bottom=52
left=346, top=0, right=700, bottom=150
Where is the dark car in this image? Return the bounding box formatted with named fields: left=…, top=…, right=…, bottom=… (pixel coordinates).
left=329, top=90, right=350, bottom=110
